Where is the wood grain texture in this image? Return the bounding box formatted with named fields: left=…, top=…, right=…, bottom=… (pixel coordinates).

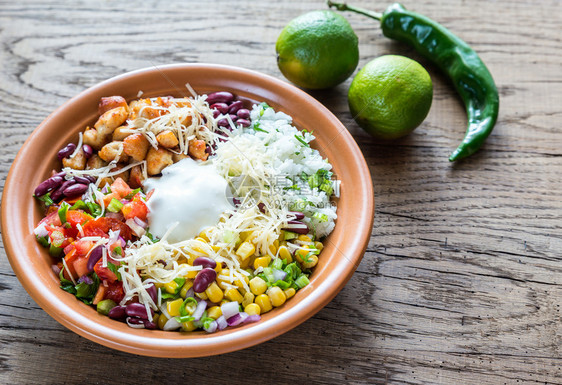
left=0, top=0, right=561, bottom=384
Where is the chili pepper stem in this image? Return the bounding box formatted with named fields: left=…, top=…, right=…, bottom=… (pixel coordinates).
left=327, top=1, right=382, bottom=20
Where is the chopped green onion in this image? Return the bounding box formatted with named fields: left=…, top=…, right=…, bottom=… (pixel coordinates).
left=112, top=246, right=123, bottom=256
left=312, top=212, right=329, bottom=223
left=252, top=122, right=268, bottom=133
left=270, top=258, right=283, bottom=270
left=202, top=316, right=215, bottom=330
left=107, top=262, right=122, bottom=281
left=263, top=267, right=275, bottom=283
left=58, top=202, right=70, bottom=224
left=179, top=297, right=198, bottom=318
left=283, top=230, right=298, bottom=241
left=107, top=198, right=124, bottom=213
left=272, top=280, right=291, bottom=290
left=295, top=274, right=310, bottom=288
left=36, top=235, right=49, bottom=248
left=124, top=188, right=141, bottom=200
left=36, top=193, right=54, bottom=207
left=294, top=134, right=310, bottom=147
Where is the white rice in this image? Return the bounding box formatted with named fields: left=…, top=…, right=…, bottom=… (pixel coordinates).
left=219, top=103, right=338, bottom=238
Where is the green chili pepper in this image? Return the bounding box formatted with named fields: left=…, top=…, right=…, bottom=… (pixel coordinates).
left=328, top=1, right=499, bottom=161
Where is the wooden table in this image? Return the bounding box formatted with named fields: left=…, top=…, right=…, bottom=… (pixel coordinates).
left=1, top=0, right=560, bottom=383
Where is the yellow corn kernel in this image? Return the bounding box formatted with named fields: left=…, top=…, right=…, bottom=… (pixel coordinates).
left=157, top=314, right=168, bottom=330
left=268, top=243, right=277, bottom=255
left=278, top=245, right=292, bottom=263
left=179, top=280, right=194, bottom=298
left=298, top=234, right=312, bottom=243
left=295, top=247, right=311, bottom=263
left=163, top=280, right=179, bottom=294
left=273, top=239, right=279, bottom=249
left=186, top=269, right=199, bottom=279
left=182, top=321, right=197, bottom=332
left=239, top=256, right=251, bottom=269
left=234, top=275, right=249, bottom=290
left=242, top=292, right=255, bottom=307
left=198, top=229, right=210, bottom=242
left=166, top=298, right=184, bottom=317
left=154, top=282, right=163, bottom=289
left=207, top=306, right=222, bottom=320
left=255, top=294, right=273, bottom=313
left=196, top=291, right=208, bottom=300
left=205, top=282, right=224, bottom=303
left=314, top=241, right=324, bottom=252
left=217, top=269, right=231, bottom=290
left=236, top=241, right=255, bottom=261
left=215, top=262, right=223, bottom=274
left=195, top=236, right=207, bottom=243
left=224, top=288, right=244, bottom=303
left=253, top=256, right=271, bottom=270
left=249, top=276, right=267, bottom=296
left=284, top=287, right=296, bottom=299
left=244, top=303, right=261, bottom=316
left=267, top=286, right=286, bottom=307
left=302, top=254, right=318, bottom=269
left=211, top=244, right=221, bottom=253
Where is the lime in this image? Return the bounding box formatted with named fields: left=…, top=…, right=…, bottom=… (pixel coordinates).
left=276, top=11, right=359, bottom=89
left=348, top=55, right=433, bottom=140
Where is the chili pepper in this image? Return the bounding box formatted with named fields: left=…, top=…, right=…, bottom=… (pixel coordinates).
left=328, top=1, right=499, bottom=161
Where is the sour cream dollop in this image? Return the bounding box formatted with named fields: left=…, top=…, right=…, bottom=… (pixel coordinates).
left=143, top=158, right=231, bottom=243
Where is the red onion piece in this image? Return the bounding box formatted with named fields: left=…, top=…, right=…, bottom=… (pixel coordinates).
left=227, top=312, right=249, bottom=326
left=244, top=314, right=261, bottom=323
left=192, top=300, right=207, bottom=321
left=220, top=301, right=239, bottom=320
left=272, top=269, right=287, bottom=282
left=216, top=315, right=228, bottom=330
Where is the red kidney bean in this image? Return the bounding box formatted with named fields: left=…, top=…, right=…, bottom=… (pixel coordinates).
left=193, top=268, right=217, bottom=293
left=63, top=183, right=89, bottom=198
left=193, top=257, right=217, bottom=270
left=87, top=246, right=104, bottom=272
left=57, top=143, right=76, bottom=160
left=52, top=171, right=66, bottom=178
left=289, top=211, right=305, bottom=220
left=236, top=119, right=251, bottom=128
left=258, top=202, right=266, bottom=213
left=283, top=220, right=309, bottom=234
left=125, top=303, right=154, bottom=320
left=82, top=144, right=93, bottom=159
left=74, top=176, right=93, bottom=185
left=126, top=317, right=145, bottom=325
left=217, top=118, right=230, bottom=127
left=212, top=110, right=221, bottom=119
left=143, top=320, right=157, bottom=329
left=210, top=102, right=229, bottom=114
left=206, top=91, right=234, bottom=104
left=34, top=176, right=63, bottom=197
left=146, top=284, right=157, bottom=304
left=236, top=109, right=250, bottom=119
left=228, top=101, right=244, bottom=114
left=108, top=306, right=126, bottom=319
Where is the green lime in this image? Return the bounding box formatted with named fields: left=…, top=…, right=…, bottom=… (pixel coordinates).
left=348, top=55, right=433, bottom=140
left=276, top=11, right=359, bottom=89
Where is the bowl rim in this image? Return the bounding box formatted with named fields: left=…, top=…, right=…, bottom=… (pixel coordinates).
left=1, top=63, right=374, bottom=357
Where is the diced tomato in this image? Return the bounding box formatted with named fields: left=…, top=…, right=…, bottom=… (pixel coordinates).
left=66, top=210, right=93, bottom=229
left=73, top=240, right=95, bottom=258
left=122, top=196, right=148, bottom=221
left=63, top=243, right=75, bottom=255
left=38, top=210, right=61, bottom=228
left=81, top=217, right=132, bottom=240
left=94, top=259, right=118, bottom=283
left=110, top=177, right=133, bottom=199
left=73, top=257, right=90, bottom=278
left=103, top=192, right=120, bottom=207
left=104, top=281, right=125, bottom=303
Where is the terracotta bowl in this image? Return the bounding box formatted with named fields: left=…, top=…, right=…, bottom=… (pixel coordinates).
left=1, top=64, right=374, bottom=357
